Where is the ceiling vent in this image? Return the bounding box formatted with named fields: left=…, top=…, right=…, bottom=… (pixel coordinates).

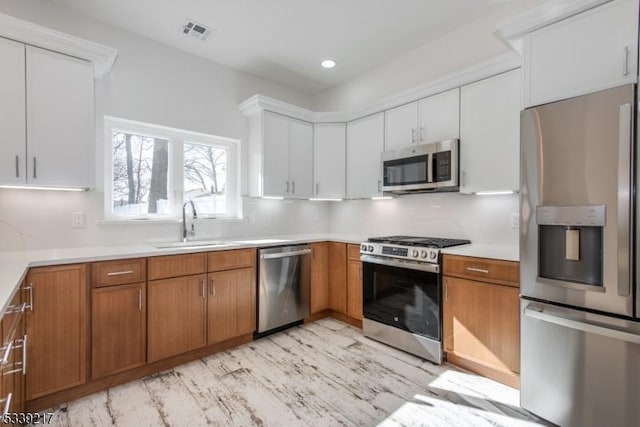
left=181, top=19, right=214, bottom=41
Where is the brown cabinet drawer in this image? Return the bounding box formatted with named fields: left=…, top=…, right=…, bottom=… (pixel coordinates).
left=347, top=244, right=361, bottom=261
left=148, top=253, right=207, bottom=281
left=443, top=255, right=519, bottom=287
left=91, top=258, right=146, bottom=287
left=208, top=248, right=256, bottom=272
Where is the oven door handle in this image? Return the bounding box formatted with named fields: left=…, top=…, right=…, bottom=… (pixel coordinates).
left=360, top=255, right=440, bottom=274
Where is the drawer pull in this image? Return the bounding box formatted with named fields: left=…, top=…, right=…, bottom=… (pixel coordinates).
left=0, top=342, right=13, bottom=366
left=467, top=267, right=489, bottom=274
left=4, top=302, right=26, bottom=314
left=106, top=270, right=134, bottom=276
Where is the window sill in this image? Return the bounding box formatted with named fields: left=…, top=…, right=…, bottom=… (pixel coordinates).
left=97, top=216, right=243, bottom=226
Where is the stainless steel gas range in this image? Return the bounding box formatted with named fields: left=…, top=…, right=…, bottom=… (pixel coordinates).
left=360, top=236, right=470, bottom=364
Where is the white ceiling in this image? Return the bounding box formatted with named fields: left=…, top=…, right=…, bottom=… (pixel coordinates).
left=52, top=0, right=520, bottom=94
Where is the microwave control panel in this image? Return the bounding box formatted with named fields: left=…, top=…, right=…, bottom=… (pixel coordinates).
left=433, top=151, right=451, bottom=182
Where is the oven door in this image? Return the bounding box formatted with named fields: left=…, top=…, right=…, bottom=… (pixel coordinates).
left=362, top=257, right=441, bottom=341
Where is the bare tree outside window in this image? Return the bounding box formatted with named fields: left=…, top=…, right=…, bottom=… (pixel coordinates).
left=112, top=132, right=169, bottom=215
left=183, top=142, right=228, bottom=215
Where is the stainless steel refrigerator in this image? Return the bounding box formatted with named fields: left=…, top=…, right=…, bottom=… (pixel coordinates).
left=520, top=84, right=640, bottom=427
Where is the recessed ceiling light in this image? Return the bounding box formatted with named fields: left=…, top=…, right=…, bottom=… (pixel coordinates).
left=321, top=59, right=336, bottom=69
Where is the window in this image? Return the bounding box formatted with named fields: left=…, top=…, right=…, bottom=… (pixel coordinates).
left=105, top=117, right=240, bottom=220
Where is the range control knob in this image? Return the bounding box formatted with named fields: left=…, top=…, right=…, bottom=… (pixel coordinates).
left=412, top=250, right=419, bottom=258
left=420, top=250, right=428, bottom=258
left=361, top=244, right=367, bottom=252
left=430, top=251, right=437, bottom=260
left=368, top=245, right=374, bottom=252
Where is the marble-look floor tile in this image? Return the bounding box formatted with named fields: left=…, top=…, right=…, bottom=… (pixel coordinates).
left=32, top=318, right=549, bottom=427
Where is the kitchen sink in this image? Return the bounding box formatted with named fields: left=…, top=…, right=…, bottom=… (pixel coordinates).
left=154, top=241, right=236, bottom=250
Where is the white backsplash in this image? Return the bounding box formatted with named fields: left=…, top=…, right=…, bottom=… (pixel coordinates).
left=329, top=192, right=519, bottom=245
left=0, top=189, right=330, bottom=251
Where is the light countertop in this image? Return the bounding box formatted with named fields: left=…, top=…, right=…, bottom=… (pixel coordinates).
left=0, top=234, right=517, bottom=317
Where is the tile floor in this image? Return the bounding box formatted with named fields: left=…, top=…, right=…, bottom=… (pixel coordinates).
left=36, top=318, right=549, bottom=426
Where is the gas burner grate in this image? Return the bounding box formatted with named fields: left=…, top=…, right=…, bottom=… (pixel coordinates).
left=368, top=236, right=471, bottom=248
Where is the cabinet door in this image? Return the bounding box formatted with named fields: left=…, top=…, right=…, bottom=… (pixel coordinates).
left=310, top=243, right=329, bottom=313
left=346, top=113, right=384, bottom=198
left=418, top=88, right=460, bottom=143
left=147, top=275, right=207, bottom=362
left=384, top=102, right=418, bottom=151
left=460, top=69, right=521, bottom=194
left=1, top=290, right=25, bottom=413
left=91, top=283, right=146, bottom=380
left=443, top=276, right=519, bottom=386
left=328, top=243, right=347, bottom=314
left=207, top=268, right=255, bottom=344
left=525, top=0, right=639, bottom=107
left=262, top=111, right=290, bottom=197
left=314, top=123, right=346, bottom=198
left=25, top=264, right=88, bottom=400
left=26, top=46, right=94, bottom=188
left=289, top=119, right=313, bottom=198
left=0, top=38, right=26, bottom=185
left=347, top=260, right=363, bottom=320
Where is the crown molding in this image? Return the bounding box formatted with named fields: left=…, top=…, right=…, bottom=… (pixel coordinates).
left=240, top=51, right=521, bottom=124
left=497, top=0, right=612, bottom=43
left=0, top=12, right=118, bottom=79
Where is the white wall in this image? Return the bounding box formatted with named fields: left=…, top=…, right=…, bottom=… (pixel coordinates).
left=330, top=193, right=519, bottom=246
left=0, top=0, right=329, bottom=251
left=313, top=0, right=539, bottom=111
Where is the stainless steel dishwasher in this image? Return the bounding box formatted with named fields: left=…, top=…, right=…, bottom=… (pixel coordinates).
left=257, top=244, right=311, bottom=334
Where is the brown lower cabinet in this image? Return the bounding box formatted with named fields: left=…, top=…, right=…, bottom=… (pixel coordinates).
left=91, top=282, right=146, bottom=379
left=442, top=255, right=520, bottom=388
left=147, top=274, right=208, bottom=363
left=310, top=243, right=329, bottom=313
left=346, top=259, right=363, bottom=320
left=208, top=268, right=255, bottom=344
left=25, top=264, right=88, bottom=401
left=1, top=288, right=26, bottom=414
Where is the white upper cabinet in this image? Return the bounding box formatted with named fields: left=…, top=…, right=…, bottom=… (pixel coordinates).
left=289, top=119, right=313, bottom=198
left=524, top=0, right=639, bottom=107
left=314, top=123, right=346, bottom=199
left=0, top=41, right=94, bottom=188
left=418, top=88, right=460, bottom=143
left=460, top=69, right=522, bottom=194
left=0, top=38, right=26, bottom=186
left=257, top=111, right=313, bottom=198
left=347, top=113, right=384, bottom=199
left=384, top=102, right=418, bottom=151
left=26, top=46, right=94, bottom=188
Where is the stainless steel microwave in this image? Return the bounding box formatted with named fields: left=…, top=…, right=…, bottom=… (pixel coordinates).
left=381, top=139, right=459, bottom=193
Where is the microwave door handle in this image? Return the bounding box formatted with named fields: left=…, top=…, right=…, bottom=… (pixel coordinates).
left=427, top=153, right=433, bottom=183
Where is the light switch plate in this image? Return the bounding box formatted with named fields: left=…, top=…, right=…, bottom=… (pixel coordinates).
left=510, top=212, right=520, bottom=229
left=72, top=212, right=86, bottom=229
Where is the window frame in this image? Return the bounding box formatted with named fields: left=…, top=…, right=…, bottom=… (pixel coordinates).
left=104, top=116, right=241, bottom=221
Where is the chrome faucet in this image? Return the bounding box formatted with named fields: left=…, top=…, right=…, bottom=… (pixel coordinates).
left=182, top=200, right=198, bottom=242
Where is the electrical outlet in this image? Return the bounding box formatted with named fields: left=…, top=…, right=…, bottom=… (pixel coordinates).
left=510, top=212, right=520, bottom=229
left=72, top=212, right=86, bottom=229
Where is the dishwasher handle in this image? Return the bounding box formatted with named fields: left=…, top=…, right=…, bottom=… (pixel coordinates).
left=260, top=249, right=311, bottom=260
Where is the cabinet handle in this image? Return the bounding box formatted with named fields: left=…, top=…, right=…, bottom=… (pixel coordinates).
left=22, top=334, right=27, bottom=375
left=378, top=180, right=382, bottom=193
left=137, top=288, right=142, bottom=311
left=22, top=284, right=33, bottom=311
left=623, top=46, right=630, bottom=76
left=286, top=181, right=290, bottom=193
left=210, top=279, right=216, bottom=296
left=292, top=181, right=295, bottom=194
left=411, top=128, right=416, bottom=143
left=33, top=157, right=36, bottom=179
left=461, top=170, right=466, bottom=187
left=420, top=126, right=424, bottom=142
left=316, top=183, right=319, bottom=196
left=107, top=270, right=134, bottom=276
left=201, top=279, right=205, bottom=298
left=466, top=267, right=489, bottom=274
left=0, top=341, right=13, bottom=366
left=15, top=155, right=19, bottom=178
left=0, top=393, right=12, bottom=417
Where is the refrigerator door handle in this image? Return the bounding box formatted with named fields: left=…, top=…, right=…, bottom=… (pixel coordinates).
left=524, top=304, right=640, bottom=344
left=617, top=103, right=632, bottom=297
